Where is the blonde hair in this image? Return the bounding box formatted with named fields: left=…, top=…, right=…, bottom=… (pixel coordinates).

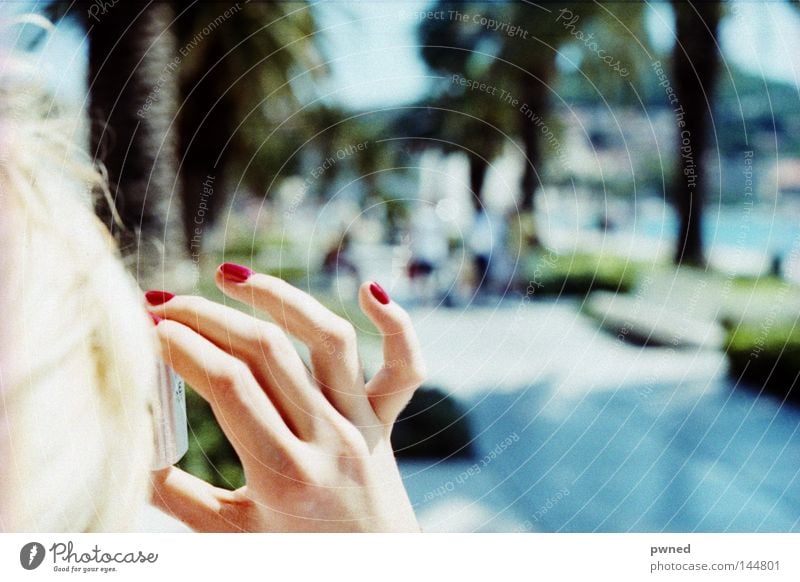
left=0, top=28, right=157, bottom=531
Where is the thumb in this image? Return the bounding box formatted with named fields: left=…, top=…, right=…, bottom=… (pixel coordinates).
left=358, top=282, right=427, bottom=425
left=150, top=467, right=253, bottom=532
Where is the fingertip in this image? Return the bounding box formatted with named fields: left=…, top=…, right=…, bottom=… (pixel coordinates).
left=360, top=284, right=414, bottom=338
left=357, top=280, right=373, bottom=305
left=359, top=280, right=389, bottom=312
left=218, top=262, right=254, bottom=284
left=214, top=263, right=255, bottom=295
left=358, top=281, right=383, bottom=321
left=369, top=281, right=390, bottom=304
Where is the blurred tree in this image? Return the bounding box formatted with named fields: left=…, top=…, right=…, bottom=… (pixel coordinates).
left=501, top=2, right=576, bottom=215
left=49, top=1, right=329, bottom=265
left=416, top=2, right=516, bottom=211
left=485, top=2, right=651, bottom=213
left=174, top=1, right=326, bottom=251
left=47, top=1, right=187, bottom=286
left=670, top=1, right=721, bottom=266
left=415, top=2, right=649, bottom=241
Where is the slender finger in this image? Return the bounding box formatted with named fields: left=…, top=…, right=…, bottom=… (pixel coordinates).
left=358, top=282, right=427, bottom=425
left=150, top=467, right=252, bottom=532
left=214, top=264, right=374, bottom=427
left=148, top=293, right=325, bottom=439
left=155, top=319, right=297, bottom=465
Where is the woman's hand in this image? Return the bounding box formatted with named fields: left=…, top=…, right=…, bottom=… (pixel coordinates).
left=145, top=264, right=426, bottom=532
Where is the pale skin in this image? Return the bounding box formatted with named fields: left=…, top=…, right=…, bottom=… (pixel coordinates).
left=147, top=266, right=426, bottom=532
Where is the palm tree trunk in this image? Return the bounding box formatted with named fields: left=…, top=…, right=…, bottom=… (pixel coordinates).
left=671, top=2, right=721, bottom=266
left=179, top=49, right=234, bottom=256
left=469, top=155, right=488, bottom=212
left=88, top=1, right=186, bottom=286
left=519, top=70, right=547, bottom=214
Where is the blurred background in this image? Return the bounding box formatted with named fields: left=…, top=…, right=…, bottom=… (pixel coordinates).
left=7, top=0, right=800, bottom=531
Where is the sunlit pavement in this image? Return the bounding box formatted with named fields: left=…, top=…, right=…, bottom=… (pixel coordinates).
left=138, top=298, right=800, bottom=532
left=395, top=300, right=800, bottom=532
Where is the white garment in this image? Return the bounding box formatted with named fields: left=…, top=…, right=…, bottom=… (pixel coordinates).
left=411, top=206, right=449, bottom=265
left=468, top=211, right=505, bottom=256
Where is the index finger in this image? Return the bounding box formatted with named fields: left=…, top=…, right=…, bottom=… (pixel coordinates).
left=155, top=318, right=298, bottom=466
left=213, top=263, right=375, bottom=427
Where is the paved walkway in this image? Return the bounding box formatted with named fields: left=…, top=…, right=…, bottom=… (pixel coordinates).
left=139, top=296, right=800, bottom=532
left=393, top=300, right=800, bottom=532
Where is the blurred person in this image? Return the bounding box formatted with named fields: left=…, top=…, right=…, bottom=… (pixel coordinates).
left=0, top=36, right=425, bottom=533
left=322, top=232, right=360, bottom=297
left=407, top=203, right=449, bottom=305
left=467, top=208, right=508, bottom=296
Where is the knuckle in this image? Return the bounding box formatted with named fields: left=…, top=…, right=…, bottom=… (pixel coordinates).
left=406, top=358, right=428, bottom=387
left=333, top=422, right=369, bottom=456
left=208, top=359, right=249, bottom=397
left=176, top=294, right=206, bottom=315
left=252, top=323, right=286, bottom=357
left=394, top=309, right=413, bottom=328
left=317, top=318, right=357, bottom=352
left=281, top=443, right=316, bottom=482
left=386, top=309, right=413, bottom=335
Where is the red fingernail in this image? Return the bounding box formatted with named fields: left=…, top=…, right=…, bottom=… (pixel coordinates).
left=219, top=262, right=254, bottom=283
left=145, top=290, right=174, bottom=306
left=150, top=313, right=164, bottom=326
left=369, top=282, right=390, bottom=305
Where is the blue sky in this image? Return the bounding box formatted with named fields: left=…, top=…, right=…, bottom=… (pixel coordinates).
left=319, top=0, right=800, bottom=109
left=5, top=1, right=800, bottom=109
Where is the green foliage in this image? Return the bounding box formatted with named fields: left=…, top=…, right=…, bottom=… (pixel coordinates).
left=178, top=383, right=475, bottom=490
left=725, top=322, right=800, bottom=402
left=392, top=387, right=474, bottom=459
left=522, top=251, right=638, bottom=297
left=179, top=387, right=245, bottom=490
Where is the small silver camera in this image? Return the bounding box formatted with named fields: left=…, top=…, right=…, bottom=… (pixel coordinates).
left=151, top=361, right=188, bottom=469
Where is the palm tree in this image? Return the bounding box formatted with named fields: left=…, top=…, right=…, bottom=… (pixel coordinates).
left=417, top=2, right=514, bottom=211
left=174, top=2, right=325, bottom=250
left=49, top=1, right=328, bottom=277
left=417, top=3, right=651, bottom=212
left=71, top=1, right=186, bottom=286
left=670, top=1, right=722, bottom=266
left=414, top=2, right=656, bottom=258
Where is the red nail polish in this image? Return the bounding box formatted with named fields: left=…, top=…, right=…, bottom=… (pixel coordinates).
left=219, top=262, right=254, bottom=283
left=145, top=290, right=175, bottom=306
left=369, top=282, right=390, bottom=305
left=150, top=313, right=164, bottom=325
